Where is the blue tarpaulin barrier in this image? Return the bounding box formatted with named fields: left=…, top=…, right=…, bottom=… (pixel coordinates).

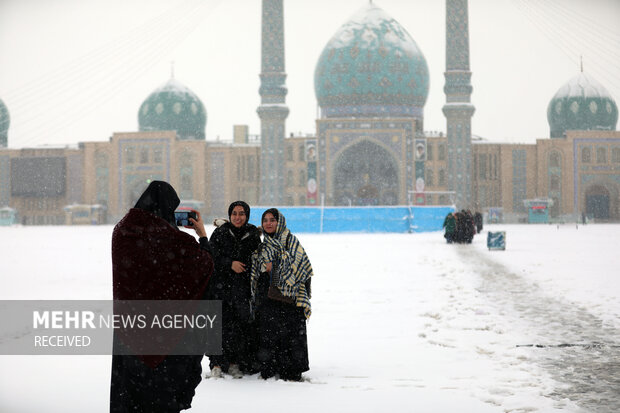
left=249, top=206, right=455, bottom=233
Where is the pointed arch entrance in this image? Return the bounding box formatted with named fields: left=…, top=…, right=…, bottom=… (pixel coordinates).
left=585, top=185, right=611, bottom=220
left=333, top=140, right=400, bottom=206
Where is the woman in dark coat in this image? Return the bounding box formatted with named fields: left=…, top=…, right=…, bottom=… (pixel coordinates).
left=474, top=211, right=483, bottom=233
left=110, top=181, right=213, bottom=413
left=443, top=212, right=456, bottom=243
left=250, top=208, right=313, bottom=381
left=463, top=210, right=476, bottom=243
left=207, top=201, right=261, bottom=378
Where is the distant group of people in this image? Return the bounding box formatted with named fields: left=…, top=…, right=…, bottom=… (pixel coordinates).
left=110, top=181, right=314, bottom=412
left=442, top=210, right=483, bottom=244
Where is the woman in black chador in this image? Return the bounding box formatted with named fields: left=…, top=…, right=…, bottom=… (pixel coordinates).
left=207, top=201, right=261, bottom=378
left=251, top=208, right=313, bottom=381
left=110, top=181, right=213, bottom=413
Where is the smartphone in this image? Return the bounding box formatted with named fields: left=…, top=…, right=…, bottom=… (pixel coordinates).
left=174, top=210, right=197, bottom=226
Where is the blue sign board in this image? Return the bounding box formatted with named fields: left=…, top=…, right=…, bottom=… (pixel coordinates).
left=487, top=231, right=506, bottom=250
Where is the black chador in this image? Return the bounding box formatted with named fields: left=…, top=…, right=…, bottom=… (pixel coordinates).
left=207, top=201, right=261, bottom=374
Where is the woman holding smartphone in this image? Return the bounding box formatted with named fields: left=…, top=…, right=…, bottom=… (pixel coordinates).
left=110, top=180, right=213, bottom=412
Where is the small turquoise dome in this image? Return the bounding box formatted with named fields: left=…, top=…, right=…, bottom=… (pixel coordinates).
left=138, top=78, right=206, bottom=140
left=547, top=72, right=618, bottom=138
left=314, top=3, right=429, bottom=118
left=0, top=97, right=9, bottom=148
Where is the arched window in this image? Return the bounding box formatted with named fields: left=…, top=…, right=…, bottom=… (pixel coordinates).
left=180, top=150, right=193, bottom=166
left=95, top=151, right=109, bottom=204
left=298, top=144, right=305, bottom=161
left=581, top=147, right=592, bottom=163
left=549, top=151, right=561, bottom=168
left=550, top=175, right=561, bottom=191
left=333, top=140, right=398, bottom=206
left=597, top=147, right=607, bottom=164
left=95, top=151, right=108, bottom=167
left=547, top=149, right=562, bottom=217
left=425, top=169, right=434, bottom=187
left=426, top=143, right=433, bottom=161
left=180, top=150, right=193, bottom=198
left=550, top=196, right=560, bottom=218
left=612, top=147, right=620, bottom=163
left=153, top=147, right=163, bottom=164
left=299, top=169, right=306, bottom=187
left=438, top=169, right=446, bottom=186
left=181, top=174, right=192, bottom=192
left=438, top=144, right=446, bottom=161
left=478, top=154, right=487, bottom=179
left=140, top=147, right=149, bottom=164
left=125, top=146, right=135, bottom=164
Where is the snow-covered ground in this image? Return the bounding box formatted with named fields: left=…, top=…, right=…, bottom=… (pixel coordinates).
left=1, top=223, right=618, bottom=412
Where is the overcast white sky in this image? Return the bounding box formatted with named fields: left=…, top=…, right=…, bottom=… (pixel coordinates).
left=0, top=0, right=619, bottom=148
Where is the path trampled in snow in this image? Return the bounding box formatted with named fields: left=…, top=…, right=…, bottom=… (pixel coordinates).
left=457, top=235, right=620, bottom=413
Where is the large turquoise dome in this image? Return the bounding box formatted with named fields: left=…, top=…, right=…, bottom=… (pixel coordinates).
left=314, top=3, right=429, bottom=118
left=547, top=72, right=618, bottom=138
left=138, top=78, right=206, bottom=140
left=0, top=97, right=9, bottom=148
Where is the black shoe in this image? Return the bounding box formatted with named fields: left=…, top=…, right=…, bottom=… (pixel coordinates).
left=260, top=371, right=275, bottom=380
left=280, top=373, right=302, bottom=382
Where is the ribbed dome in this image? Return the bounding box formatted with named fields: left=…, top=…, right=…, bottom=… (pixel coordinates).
left=0, top=97, right=9, bottom=147
left=138, top=78, right=206, bottom=140
left=547, top=72, right=618, bottom=138
left=314, top=3, right=429, bottom=118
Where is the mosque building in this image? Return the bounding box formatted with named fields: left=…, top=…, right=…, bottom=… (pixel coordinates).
left=0, top=0, right=618, bottom=225
left=314, top=3, right=429, bottom=207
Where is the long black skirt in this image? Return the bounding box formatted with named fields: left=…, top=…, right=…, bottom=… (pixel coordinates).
left=255, top=298, right=309, bottom=380
left=110, top=354, right=203, bottom=413
left=208, top=298, right=258, bottom=373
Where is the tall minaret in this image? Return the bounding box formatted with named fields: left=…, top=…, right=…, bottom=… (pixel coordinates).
left=443, top=0, right=475, bottom=209
left=257, top=0, right=289, bottom=205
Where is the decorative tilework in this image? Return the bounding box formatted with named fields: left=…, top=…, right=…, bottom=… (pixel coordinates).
left=315, top=4, right=429, bottom=119
left=317, top=119, right=414, bottom=205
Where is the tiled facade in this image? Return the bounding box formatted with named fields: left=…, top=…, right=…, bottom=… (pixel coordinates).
left=1, top=129, right=619, bottom=224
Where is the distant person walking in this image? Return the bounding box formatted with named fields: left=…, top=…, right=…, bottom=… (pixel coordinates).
left=474, top=211, right=483, bottom=233
left=443, top=212, right=456, bottom=243
left=462, top=210, right=476, bottom=243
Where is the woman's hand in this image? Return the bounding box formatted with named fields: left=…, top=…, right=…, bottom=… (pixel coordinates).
left=187, top=210, right=207, bottom=238
left=231, top=261, right=246, bottom=274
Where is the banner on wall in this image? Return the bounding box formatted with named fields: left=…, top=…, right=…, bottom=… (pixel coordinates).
left=306, top=140, right=317, bottom=205
left=414, top=139, right=426, bottom=200
left=414, top=138, right=426, bottom=161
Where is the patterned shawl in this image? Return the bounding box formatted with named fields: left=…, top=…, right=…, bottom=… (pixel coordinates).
left=250, top=211, right=313, bottom=319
